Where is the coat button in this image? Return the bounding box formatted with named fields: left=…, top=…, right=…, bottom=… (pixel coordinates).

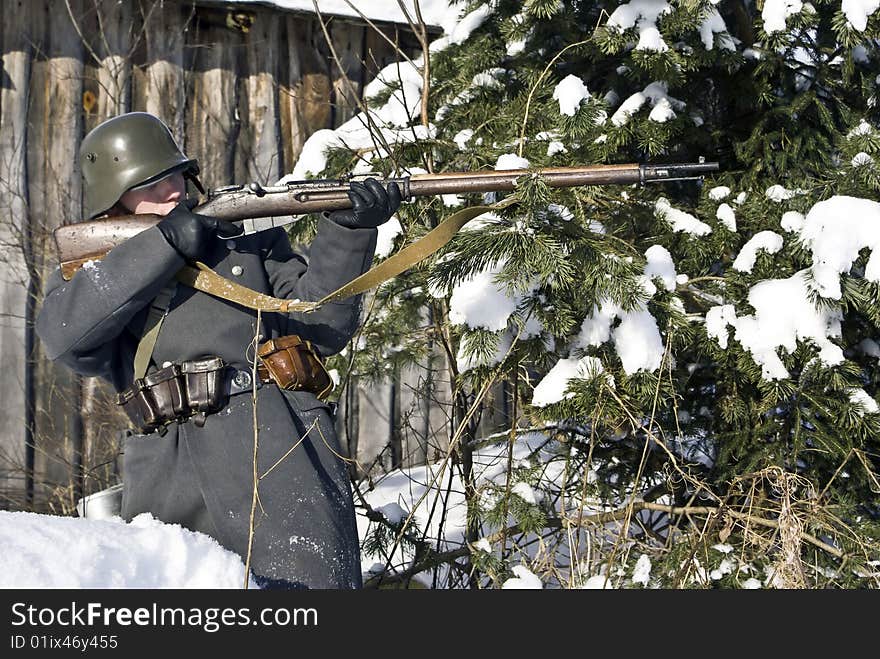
left=231, top=265, right=243, bottom=276
left=226, top=240, right=237, bottom=250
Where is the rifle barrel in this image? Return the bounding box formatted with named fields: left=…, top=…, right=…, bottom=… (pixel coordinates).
left=195, top=161, right=719, bottom=218
left=55, top=161, right=718, bottom=279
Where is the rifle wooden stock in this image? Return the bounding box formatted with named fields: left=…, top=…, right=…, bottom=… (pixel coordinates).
left=55, top=161, right=718, bottom=280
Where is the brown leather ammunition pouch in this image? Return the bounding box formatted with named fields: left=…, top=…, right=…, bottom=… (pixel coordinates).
left=181, top=357, right=227, bottom=417
left=117, top=357, right=228, bottom=435
left=257, top=335, right=333, bottom=400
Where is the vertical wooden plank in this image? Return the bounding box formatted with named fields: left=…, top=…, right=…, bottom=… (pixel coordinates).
left=240, top=8, right=281, bottom=185
left=137, top=0, right=187, bottom=144
left=398, top=362, right=427, bottom=466
left=0, top=0, right=33, bottom=508
left=185, top=15, right=244, bottom=188
left=94, top=0, right=133, bottom=121
left=363, top=21, right=402, bottom=76
left=279, top=14, right=307, bottom=175
left=328, top=21, right=364, bottom=128
left=357, top=377, right=393, bottom=474
left=296, top=19, right=332, bottom=137
left=27, top=0, right=85, bottom=512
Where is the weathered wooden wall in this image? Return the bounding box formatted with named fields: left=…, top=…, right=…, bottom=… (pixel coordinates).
left=0, top=0, right=455, bottom=512
left=0, top=0, right=33, bottom=507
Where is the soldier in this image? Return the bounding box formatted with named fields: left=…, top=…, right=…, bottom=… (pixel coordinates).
left=36, top=112, right=401, bottom=588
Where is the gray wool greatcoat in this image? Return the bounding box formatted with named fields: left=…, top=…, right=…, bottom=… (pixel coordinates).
left=36, top=214, right=377, bottom=589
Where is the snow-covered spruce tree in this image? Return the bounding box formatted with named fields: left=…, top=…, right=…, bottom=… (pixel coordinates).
left=294, top=0, right=880, bottom=588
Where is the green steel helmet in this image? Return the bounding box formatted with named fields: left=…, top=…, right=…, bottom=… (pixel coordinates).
left=79, top=112, right=202, bottom=219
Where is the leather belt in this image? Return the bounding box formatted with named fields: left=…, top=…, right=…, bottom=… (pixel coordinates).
left=117, top=334, right=332, bottom=435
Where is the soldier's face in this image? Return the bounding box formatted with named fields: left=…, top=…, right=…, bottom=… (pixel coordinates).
left=120, top=172, right=186, bottom=216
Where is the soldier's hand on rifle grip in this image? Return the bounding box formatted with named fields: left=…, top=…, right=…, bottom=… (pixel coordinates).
left=329, top=178, right=402, bottom=229
left=157, top=202, right=243, bottom=261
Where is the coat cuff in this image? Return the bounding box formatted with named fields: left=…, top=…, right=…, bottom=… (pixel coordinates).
left=305, top=215, right=378, bottom=296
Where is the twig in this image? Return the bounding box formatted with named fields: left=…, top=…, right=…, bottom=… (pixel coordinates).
left=243, top=309, right=262, bottom=589
left=517, top=40, right=591, bottom=157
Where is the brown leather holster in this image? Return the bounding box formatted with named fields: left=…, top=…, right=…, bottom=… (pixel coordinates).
left=257, top=335, right=333, bottom=400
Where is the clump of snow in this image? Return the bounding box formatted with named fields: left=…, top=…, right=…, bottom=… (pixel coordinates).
left=607, top=0, right=674, bottom=52
left=849, top=387, right=879, bottom=415
left=545, top=203, right=574, bottom=222
left=799, top=196, right=880, bottom=300
left=710, top=558, right=736, bottom=581
left=511, top=482, right=538, bottom=505
left=732, top=231, right=784, bottom=273
left=655, top=197, right=712, bottom=236
left=552, top=75, right=591, bottom=116
left=284, top=122, right=433, bottom=179
left=699, top=6, right=736, bottom=51
left=472, top=538, right=492, bottom=553
left=547, top=141, right=567, bottom=156
left=705, top=304, right=737, bottom=350
left=842, top=0, right=880, bottom=32
left=644, top=245, right=677, bottom=291
left=762, top=0, right=804, bottom=34
left=848, top=119, right=875, bottom=137
left=716, top=203, right=737, bottom=231
left=780, top=210, right=805, bottom=232
left=501, top=565, right=543, bottom=589
left=576, top=299, right=665, bottom=374
left=449, top=261, right=537, bottom=332
left=709, top=271, right=844, bottom=380
left=709, top=186, right=731, bottom=201
left=631, top=554, right=652, bottom=586
left=447, top=4, right=494, bottom=46
left=376, top=502, right=409, bottom=525
left=857, top=338, right=880, bottom=360
left=0, top=512, right=252, bottom=588
left=531, top=355, right=606, bottom=407
left=495, top=153, right=530, bottom=170
left=453, top=128, right=474, bottom=150
left=765, top=184, right=798, bottom=202
left=852, top=152, right=874, bottom=167
left=581, top=574, right=614, bottom=589
left=610, top=82, right=684, bottom=126
left=648, top=97, right=676, bottom=122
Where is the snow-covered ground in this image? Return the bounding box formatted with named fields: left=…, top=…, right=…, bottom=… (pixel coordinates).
left=0, top=432, right=552, bottom=589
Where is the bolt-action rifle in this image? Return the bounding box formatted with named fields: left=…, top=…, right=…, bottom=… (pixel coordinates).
left=54, top=160, right=718, bottom=281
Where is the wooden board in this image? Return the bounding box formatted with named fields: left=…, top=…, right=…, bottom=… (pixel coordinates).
left=27, top=0, right=85, bottom=511
left=0, top=0, right=33, bottom=507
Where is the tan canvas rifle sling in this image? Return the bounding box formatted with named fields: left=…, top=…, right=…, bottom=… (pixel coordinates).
left=133, top=198, right=518, bottom=373
left=133, top=283, right=177, bottom=380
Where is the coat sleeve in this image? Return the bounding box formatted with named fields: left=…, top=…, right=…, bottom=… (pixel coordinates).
left=35, top=225, right=185, bottom=382
left=263, top=214, right=377, bottom=356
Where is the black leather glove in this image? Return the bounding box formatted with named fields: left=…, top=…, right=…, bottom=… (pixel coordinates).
left=328, top=178, right=402, bottom=229
left=156, top=202, right=243, bottom=261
